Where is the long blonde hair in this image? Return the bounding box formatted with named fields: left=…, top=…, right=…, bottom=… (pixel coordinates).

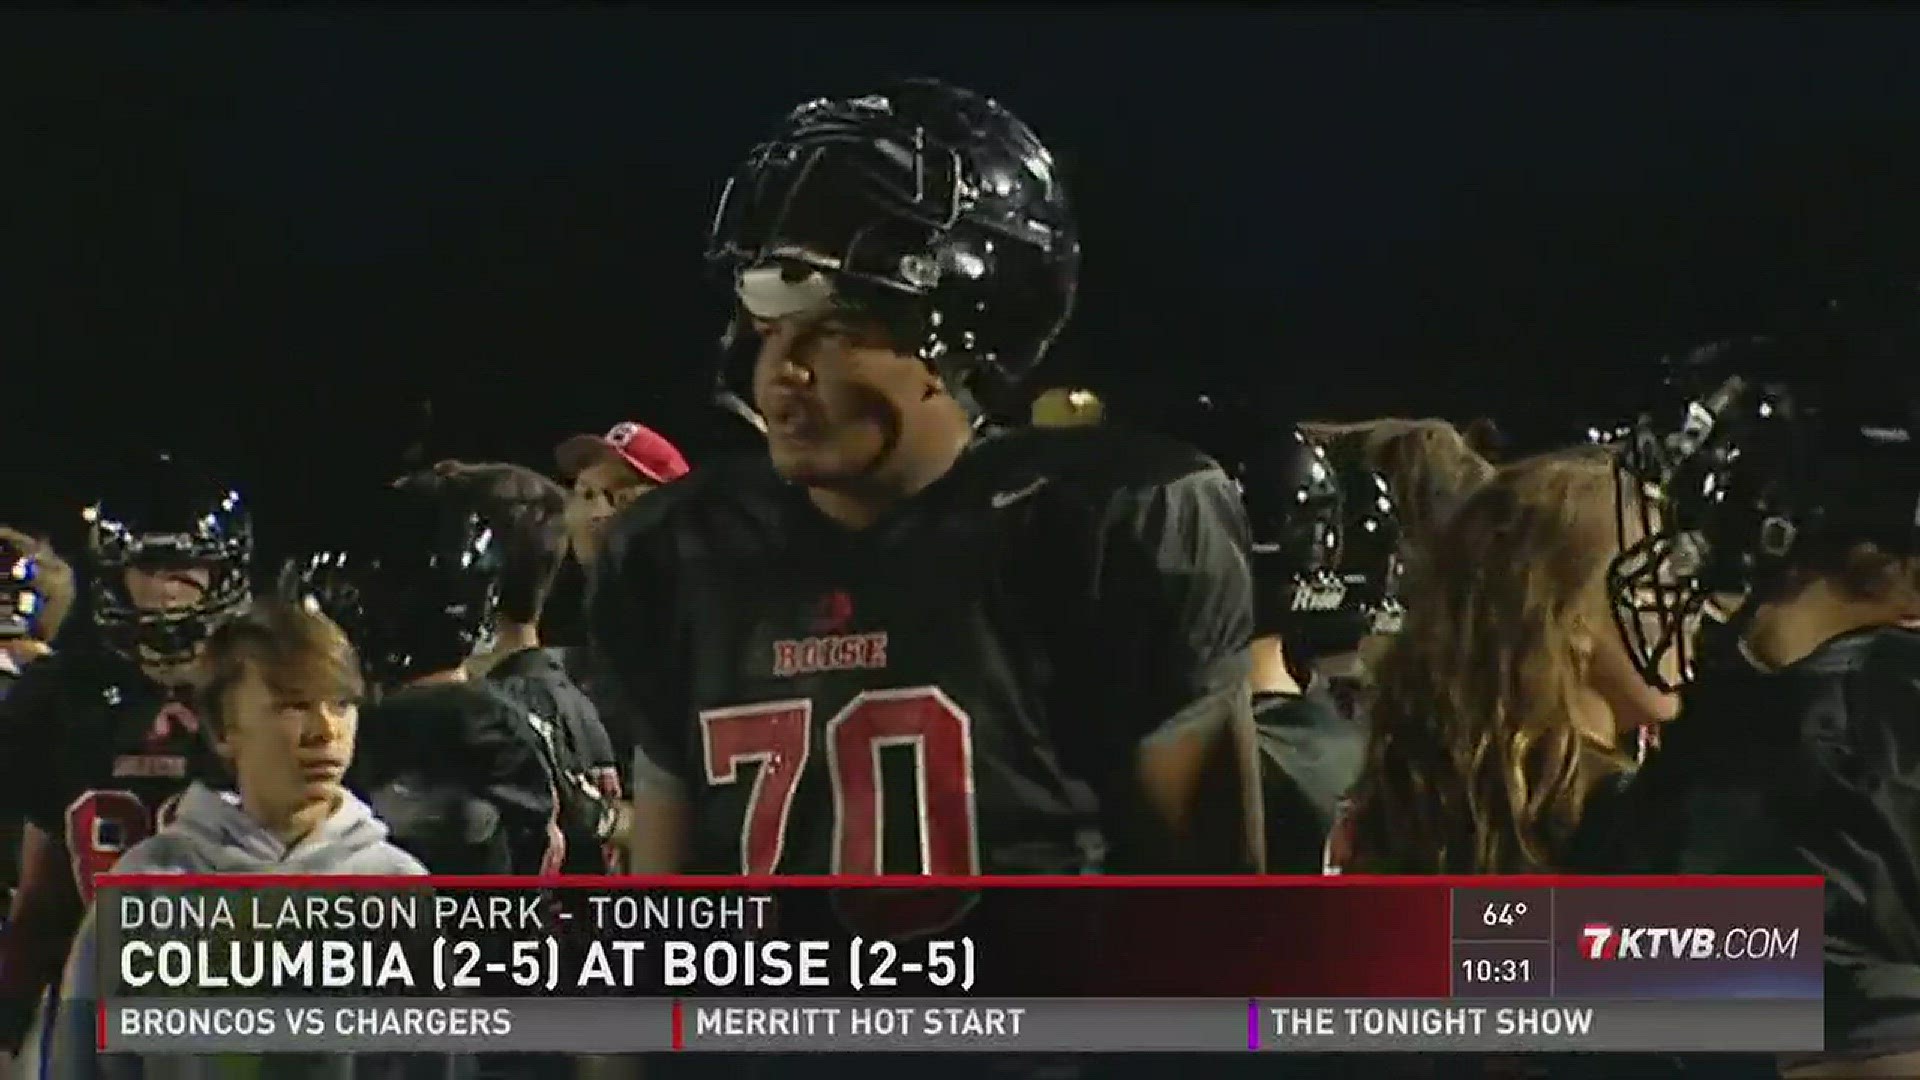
left=1347, top=447, right=1631, bottom=873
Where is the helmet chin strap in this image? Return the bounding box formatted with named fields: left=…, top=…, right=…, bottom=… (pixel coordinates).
left=714, top=388, right=769, bottom=436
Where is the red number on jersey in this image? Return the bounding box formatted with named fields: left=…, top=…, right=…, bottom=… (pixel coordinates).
left=701, top=699, right=812, bottom=874
left=699, top=687, right=980, bottom=875
left=64, top=789, right=155, bottom=903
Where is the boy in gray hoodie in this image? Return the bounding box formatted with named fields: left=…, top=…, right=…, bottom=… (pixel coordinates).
left=48, top=600, right=464, bottom=1080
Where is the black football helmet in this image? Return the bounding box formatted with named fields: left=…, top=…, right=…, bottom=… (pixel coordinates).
left=707, top=78, right=1080, bottom=395
left=286, top=489, right=501, bottom=688
left=1331, top=461, right=1407, bottom=642
left=1608, top=289, right=1920, bottom=691
left=84, top=452, right=253, bottom=665
left=0, top=535, right=45, bottom=641
left=1167, top=398, right=1346, bottom=640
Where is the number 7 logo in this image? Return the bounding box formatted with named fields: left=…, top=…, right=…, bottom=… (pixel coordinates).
left=1581, top=923, right=1617, bottom=960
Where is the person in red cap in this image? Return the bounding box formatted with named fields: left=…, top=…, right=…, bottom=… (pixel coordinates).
left=555, top=421, right=689, bottom=566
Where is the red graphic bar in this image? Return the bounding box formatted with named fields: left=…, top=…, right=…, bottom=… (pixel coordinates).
left=100, top=873, right=1822, bottom=889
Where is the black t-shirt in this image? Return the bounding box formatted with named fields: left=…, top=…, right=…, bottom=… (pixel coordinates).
left=0, top=646, right=213, bottom=903
left=1599, top=626, right=1920, bottom=1056
left=1253, top=683, right=1363, bottom=873
left=349, top=681, right=558, bottom=875
left=588, top=426, right=1255, bottom=875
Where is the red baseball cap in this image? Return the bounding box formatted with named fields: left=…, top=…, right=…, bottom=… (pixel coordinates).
left=555, top=421, right=690, bottom=485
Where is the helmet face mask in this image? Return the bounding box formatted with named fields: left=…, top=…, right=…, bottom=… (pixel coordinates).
left=1607, top=324, right=1920, bottom=690
left=709, top=138, right=965, bottom=287
left=85, top=454, right=253, bottom=667
left=1606, top=462, right=1711, bottom=694
left=708, top=80, right=1080, bottom=393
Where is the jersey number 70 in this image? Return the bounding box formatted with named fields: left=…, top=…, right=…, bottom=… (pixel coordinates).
left=700, top=686, right=980, bottom=875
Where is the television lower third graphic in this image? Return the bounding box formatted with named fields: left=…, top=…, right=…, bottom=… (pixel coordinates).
left=87, top=874, right=1826, bottom=1054
left=1580, top=923, right=1804, bottom=962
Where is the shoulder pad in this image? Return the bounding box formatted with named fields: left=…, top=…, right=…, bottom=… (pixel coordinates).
left=967, top=424, right=1223, bottom=497
left=601, top=453, right=775, bottom=545
left=485, top=646, right=566, bottom=685
left=1793, top=626, right=1920, bottom=679
left=373, top=680, right=499, bottom=720
left=1858, top=626, right=1920, bottom=675
left=450, top=678, right=525, bottom=718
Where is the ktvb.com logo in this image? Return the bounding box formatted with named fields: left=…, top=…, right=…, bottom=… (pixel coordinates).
left=1580, top=923, right=1802, bottom=961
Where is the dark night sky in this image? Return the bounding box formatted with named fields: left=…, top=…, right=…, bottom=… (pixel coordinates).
left=10, top=10, right=1920, bottom=557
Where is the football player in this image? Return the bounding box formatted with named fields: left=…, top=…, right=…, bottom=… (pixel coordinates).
left=394, top=459, right=622, bottom=872
left=1165, top=400, right=1364, bottom=873
left=0, top=452, right=251, bottom=1055
left=593, top=79, right=1263, bottom=880
left=1600, top=307, right=1920, bottom=1074
left=292, top=488, right=561, bottom=876
left=1297, top=455, right=1407, bottom=724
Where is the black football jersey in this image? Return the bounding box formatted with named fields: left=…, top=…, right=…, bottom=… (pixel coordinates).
left=1601, top=627, right=1920, bottom=1056
left=491, top=648, right=617, bottom=769
left=589, top=425, right=1255, bottom=876
left=369, top=775, right=514, bottom=876
left=348, top=681, right=559, bottom=875
left=487, top=648, right=619, bottom=786
left=484, top=648, right=619, bottom=872
left=556, top=643, right=636, bottom=788
left=1253, top=684, right=1363, bottom=874
left=0, top=647, right=212, bottom=903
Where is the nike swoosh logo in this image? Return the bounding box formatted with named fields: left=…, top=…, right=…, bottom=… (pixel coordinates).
left=990, top=477, right=1050, bottom=509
